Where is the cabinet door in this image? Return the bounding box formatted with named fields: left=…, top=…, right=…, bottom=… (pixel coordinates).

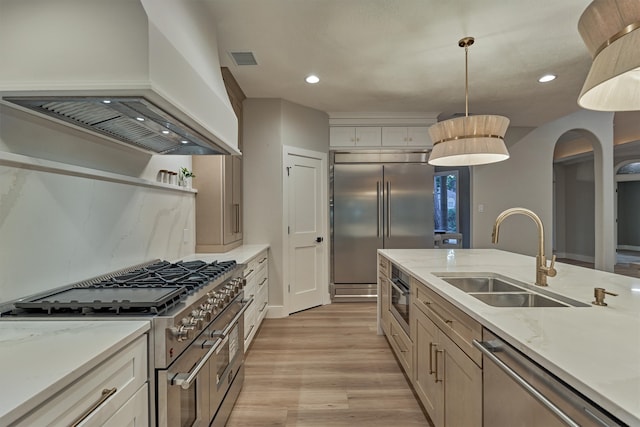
left=382, top=127, right=408, bottom=146
left=441, top=330, right=482, bottom=427
left=330, top=127, right=357, bottom=146
left=407, top=127, right=431, bottom=147
left=413, top=308, right=443, bottom=427
left=355, top=127, right=382, bottom=146
left=380, top=275, right=390, bottom=335
left=223, top=156, right=242, bottom=244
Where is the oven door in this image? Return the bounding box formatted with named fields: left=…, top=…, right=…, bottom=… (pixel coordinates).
left=209, top=296, right=252, bottom=426
left=390, top=277, right=410, bottom=334
left=157, top=337, right=215, bottom=427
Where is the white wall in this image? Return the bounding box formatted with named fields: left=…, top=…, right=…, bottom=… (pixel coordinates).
left=473, top=109, right=615, bottom=271
left=243, top=98, right=328, bottom=315
left=0, top=105, right=195, bottom=303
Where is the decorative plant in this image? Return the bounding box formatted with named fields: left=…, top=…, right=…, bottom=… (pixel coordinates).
left=180, top=167, right=195, bottom=179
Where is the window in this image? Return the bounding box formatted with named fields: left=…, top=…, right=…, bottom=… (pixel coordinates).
left=434, top=172, right=458, bottom=233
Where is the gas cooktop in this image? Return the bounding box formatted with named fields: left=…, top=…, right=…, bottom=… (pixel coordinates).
left=6, top=259, right=239, bottom=316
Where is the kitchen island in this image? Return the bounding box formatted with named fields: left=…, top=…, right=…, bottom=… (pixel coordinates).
left=378, top=248, right=639, bottom=426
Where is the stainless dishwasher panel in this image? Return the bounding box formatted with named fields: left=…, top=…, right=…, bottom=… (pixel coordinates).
left=476, top=330, right=625, bottom=427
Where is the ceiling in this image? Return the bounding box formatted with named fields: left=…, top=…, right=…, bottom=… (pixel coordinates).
left=205, top=0, right=595, bottom=128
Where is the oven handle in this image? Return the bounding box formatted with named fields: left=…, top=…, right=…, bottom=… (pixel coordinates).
left=473, top=340, right=581, bottom=427
left=220, top=296, right=254, bottom=337
left=173, top=337, right=224, bottom=390
left=390, top=279, right=409, bottom=296
left=173, top=297, right=254, bottom=390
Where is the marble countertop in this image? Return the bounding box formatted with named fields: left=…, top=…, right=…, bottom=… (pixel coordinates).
left=0, top=320, right=150, bottom=425
left=379, top=248, right=640, bottom=426
left=180, top=244, right=269, bottom=265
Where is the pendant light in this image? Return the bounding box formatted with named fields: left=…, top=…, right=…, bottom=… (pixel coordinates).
left=428, top=37, right=510, bottom=166
left=577, top=0, right=640, bottom=111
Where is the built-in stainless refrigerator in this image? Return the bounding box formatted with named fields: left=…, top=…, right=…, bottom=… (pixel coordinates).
left=330, top=151, right=434, bottom=301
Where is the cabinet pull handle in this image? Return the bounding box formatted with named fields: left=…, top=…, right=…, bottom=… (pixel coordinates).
left=391, top=333, right=408, bottom=353
left=244, top=324, right=255, bottom=340
left=259, top=257, right=267, bottom=264
left=429, top=343, right=437, bottom=374
left=243, top=269, right=254, bottom=279
left=70, top=387, right=117, bottom=427
left=434, top=349, right=444, bottom=383
left=259, top=301, right=268, bottom=312
left=258, top=277, right=267, bottom=286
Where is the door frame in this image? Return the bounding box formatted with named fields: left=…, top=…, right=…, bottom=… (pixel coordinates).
left=282, top=145, right=330, bottom=315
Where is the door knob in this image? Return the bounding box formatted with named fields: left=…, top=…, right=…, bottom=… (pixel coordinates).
left=316, top=237, right=324, bottom=243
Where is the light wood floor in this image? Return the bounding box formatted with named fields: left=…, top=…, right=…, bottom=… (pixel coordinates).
left=226, top=303, right=431, bottom=427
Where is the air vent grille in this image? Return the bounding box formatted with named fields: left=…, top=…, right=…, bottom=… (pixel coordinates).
left=229, top=51, right=257, bottom=66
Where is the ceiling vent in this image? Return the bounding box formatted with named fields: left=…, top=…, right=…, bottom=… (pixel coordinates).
left=229, top=51, right=258, bottom=66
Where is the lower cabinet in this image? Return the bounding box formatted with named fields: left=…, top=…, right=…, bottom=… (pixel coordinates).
left=243, top=249, right=269, bottom=351
left=413, top=306, right=481, bottom=427
left=15, top=335, right=148, bottom=426
left=379, top=257, right=483, bottom=427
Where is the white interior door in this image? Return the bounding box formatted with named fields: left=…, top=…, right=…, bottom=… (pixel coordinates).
left=286, top=150, right=326, bottom=314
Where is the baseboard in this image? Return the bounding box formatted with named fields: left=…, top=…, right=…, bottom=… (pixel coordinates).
left=265, top=305, right=287, bottom=318
left=557, top=252, right=595, bottom=263
left=618, top=245, right=640, bottom=252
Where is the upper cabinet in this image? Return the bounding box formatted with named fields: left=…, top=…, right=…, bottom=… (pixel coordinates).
left=193, top=68, right=245, bottom=252
left=382, top=127, right=430, bottom=147
left=328, top=114, right=438, bottom=149
left=330, top=127, right=382, bottom=147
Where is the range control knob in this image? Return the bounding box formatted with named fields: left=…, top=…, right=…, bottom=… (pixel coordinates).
left=214, top=296, right=225, bottom=308
left=192, top=309, right=210, bottom=323
left=182, top=316, right=202, bottom=329
left=237, top=277, right=246, bottom=289
left=169, top=325, right=194, bottom=342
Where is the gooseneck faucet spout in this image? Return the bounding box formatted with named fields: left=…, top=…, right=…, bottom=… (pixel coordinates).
left=492, top=207, right=556, bottom=286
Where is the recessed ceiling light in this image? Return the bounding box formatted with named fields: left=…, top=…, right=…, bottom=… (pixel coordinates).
left=181, top=140, right=189, bottom=144
left=305, top=74, right=320, bottom=84
left=538, top=74, right=557, bottom=83
left=162, top=130, right=170, bottom=134
left=102, top=99, right=111, bottom=104
left=136, top=117, right=145, bottom=122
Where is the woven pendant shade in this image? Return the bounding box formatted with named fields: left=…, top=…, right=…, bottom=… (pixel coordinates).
left=428, top=115, right=510, bottom=166
left=578, top=0, right=640, bottom=111
left=428, top=37, right=510, bottom=166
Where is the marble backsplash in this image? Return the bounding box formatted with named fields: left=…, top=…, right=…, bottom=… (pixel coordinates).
left=0, top=105, right=197, bottom=304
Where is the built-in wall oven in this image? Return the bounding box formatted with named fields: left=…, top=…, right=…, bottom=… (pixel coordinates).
left=390, top=264, right=410, bottom=334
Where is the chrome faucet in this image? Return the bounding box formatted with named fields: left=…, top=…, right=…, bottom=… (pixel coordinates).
left=492, top=207, right=557, bottom=286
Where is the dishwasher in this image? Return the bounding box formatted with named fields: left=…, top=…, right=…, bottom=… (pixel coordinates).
left=474, top=330, right=626, bottom=427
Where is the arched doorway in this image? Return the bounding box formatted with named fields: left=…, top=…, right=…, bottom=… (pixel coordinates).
left=553, top=130, right=598, bottom=266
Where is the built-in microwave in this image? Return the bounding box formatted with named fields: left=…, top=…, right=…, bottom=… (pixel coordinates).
left=390, top=264, right=410, bottom=334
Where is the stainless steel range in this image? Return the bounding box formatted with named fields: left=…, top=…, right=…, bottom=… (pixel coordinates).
left=1, top=259, right=251, bottom=427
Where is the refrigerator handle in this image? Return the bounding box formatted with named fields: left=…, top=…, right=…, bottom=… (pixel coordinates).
left=376, top=181, right=381, bottom=237
left=386, top=181, right=391, bottom=237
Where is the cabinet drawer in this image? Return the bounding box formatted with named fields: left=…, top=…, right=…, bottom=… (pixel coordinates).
left=378, top=255, right=390, bottom=278
left=388, top=315, right=412, bottom=376
left=413, top=278, right=482, bottom=366
left=16, top=335, right=148, bottom=426
left=255, top=283, right=269, bottom=322
left=98, top=383, right=148, bottom=427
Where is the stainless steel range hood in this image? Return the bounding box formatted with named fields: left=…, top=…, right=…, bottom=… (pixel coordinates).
left=4, top=96, right=229, bottom=155
left=0, top=0, right=240, bottom=156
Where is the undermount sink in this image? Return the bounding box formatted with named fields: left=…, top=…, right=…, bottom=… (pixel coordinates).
left=468, top=292, right=568, bottom=308
left=441, top=277, right=523, bottom=293
left=434, top=272, right=590, bottom=308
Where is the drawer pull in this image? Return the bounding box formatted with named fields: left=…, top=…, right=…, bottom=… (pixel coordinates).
left=258, top=277, right=267, bottom=286
left=391, top=333, right=408, bottom=353
left=434, top=349, right=444, bottom=383
left=243, top=269, right=254, bottom=278
left=259, top=257, right=267, bottom=264
left=259, top=301, right=268, bottom=312
left=70, top=387, right=117, bottom=427
left=429, top=342, right=437, bottom=374
left=244, top=324, right=255, bottom=340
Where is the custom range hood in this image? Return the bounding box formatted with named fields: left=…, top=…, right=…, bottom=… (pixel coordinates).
left=0, top=0, right=240, bottom=156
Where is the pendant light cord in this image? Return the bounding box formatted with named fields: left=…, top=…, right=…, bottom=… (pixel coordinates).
left=465, top=43, right=469, bottom=117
